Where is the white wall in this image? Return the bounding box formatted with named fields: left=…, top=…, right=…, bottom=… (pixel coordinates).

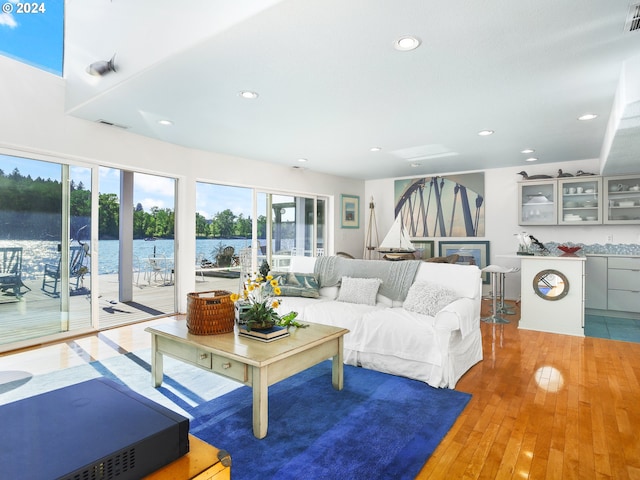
left=366, top=160, right=640, bottom=300
left=0, top=56, right=365, bottom=311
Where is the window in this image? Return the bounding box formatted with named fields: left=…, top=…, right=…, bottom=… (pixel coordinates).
left=195, top=182, right=328, bottom=278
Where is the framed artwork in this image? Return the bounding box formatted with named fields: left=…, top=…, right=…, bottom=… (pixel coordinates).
left=439, top=240, right=490, bottom=284
left=393, top=173, right=485, bottom=237
left=411, top=240, right=435, bottom=260
left=340, top=194, right=360, bottom=228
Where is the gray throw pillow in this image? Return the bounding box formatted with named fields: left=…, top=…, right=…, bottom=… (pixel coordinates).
left=337, top=277, right=382, bottom=306
left=403, top=281, right=459, bottom=316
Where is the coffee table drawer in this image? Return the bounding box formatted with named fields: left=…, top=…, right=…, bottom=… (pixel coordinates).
left=157, top=337, right=197, bottom=363
left=208, top=353, right=248, bottom=382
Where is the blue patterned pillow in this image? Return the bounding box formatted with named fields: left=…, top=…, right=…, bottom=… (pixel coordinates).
left=269, top=272, right=320, bottom=298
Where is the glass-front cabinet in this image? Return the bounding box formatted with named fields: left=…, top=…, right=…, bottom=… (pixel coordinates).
left=558, top=177, right=602, bottom=225
left=518, top=180, right=557, bottom=225
left=518, top=174, right=640, bottom=225
left=603, top=175, right=640, bottom=224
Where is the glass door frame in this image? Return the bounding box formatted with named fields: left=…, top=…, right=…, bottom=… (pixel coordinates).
left=254, top=188, right=329, bottom=271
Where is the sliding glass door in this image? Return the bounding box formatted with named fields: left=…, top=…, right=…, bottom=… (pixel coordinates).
left=97, top=168, right=176, bottom=329
left=194, top=183, right=328, bottom=290
left=0, top=154, right=92, bottom=348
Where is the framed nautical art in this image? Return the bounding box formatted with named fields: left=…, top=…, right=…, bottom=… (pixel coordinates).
left=439, top=240, right=490, bottom=283
left=411, top=240, right=435, bottom=260
left=340, top=194, right=360, bottom=228
left=394, top=173, right=485, bottom=237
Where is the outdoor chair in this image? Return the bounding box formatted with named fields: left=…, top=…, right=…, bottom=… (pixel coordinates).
left=41, top=245, right=87, bottom=296
left=146, top=254, right=169, bottom=285
left=0, top=247, right=30, bottom=298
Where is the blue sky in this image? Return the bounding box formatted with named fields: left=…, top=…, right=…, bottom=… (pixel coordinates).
left=0, top=0, right=64, bottom=75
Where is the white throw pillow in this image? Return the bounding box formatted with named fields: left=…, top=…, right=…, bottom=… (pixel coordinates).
left=403, top=281, right=459, bottom=316
left=337, top=277, right=382, bottom=306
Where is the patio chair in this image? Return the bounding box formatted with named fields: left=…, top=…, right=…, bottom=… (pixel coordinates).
left=41, top=245, right=87, bottom=296
left=0, top=247, right=30, bottom=298
left=146, top=254, right=169, bottom=285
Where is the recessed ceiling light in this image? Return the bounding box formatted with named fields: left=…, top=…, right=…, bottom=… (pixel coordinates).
left=478, top=130, right=494, bottom=136
left=394, top=36, right=421, bottom=51
left=410, top=162, right=421, bottom=168
left=297, top=158, right=308, bottom=163
left=578, top=113, right=598, bottom=121
left=239, top=90, right=259, bottom=99
left=370, top=147, right=382, bottom=152
left=521, top=148, right=535, bottom=154
left=525, top=157, right=538, bottom=162
left=157, top=119, right=173, bottom=126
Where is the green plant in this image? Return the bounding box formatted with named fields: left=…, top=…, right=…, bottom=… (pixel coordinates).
left=231, top=261, right=307, bottom=331
left=230, top=261, right=281, bottom=331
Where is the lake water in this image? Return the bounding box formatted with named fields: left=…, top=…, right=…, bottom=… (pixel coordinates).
left=0, top=238, right=260, bottom=280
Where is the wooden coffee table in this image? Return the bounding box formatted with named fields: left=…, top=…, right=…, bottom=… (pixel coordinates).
left=145, top=320, right=348, bottom=439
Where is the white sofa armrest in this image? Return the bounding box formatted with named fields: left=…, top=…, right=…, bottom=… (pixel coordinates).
left=434, top=297, right=478, bottom=338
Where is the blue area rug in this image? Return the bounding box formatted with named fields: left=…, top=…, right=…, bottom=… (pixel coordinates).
left=0, top=352, right=471, bottom=480
left=191, top=362, right=471, bottom=480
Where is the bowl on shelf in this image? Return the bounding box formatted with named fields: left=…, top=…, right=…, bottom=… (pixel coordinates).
left=557, top=245, right=582, bottom=256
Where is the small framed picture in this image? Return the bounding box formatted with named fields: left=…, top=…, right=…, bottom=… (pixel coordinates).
left=411, top=240, right=435, bottom=260
left=439, top=240, right=490, bottom=283
left=340, top=194, right=360, bottom=229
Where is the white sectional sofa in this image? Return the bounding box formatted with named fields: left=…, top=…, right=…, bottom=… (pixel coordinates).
left=273, top=255, right=483, bottom=388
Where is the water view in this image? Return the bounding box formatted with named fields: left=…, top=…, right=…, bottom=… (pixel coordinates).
left=0, top=238, right=260, bottom=280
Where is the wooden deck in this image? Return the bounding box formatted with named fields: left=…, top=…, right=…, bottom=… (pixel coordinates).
left=0, top=272, right=239, bottom=351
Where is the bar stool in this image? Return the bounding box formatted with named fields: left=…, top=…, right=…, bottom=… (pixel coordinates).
left=481, top=265, right=510, bottom=324
left=496, top=267, right=520, bottom=315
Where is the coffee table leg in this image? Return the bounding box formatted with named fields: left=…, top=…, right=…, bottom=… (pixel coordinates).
left=150, top=334, right=164, bottom=387
left=332, top=336, right=344, bottom=390
left=252, top=366, right=268, bottom=439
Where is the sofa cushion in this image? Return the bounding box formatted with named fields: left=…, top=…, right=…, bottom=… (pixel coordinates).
left=413, top=262, right=480, bottom=298
left=289, top=255, right=317, bottom=273
left=269, top=271, right=320, bottom=298
left=403, top=281, right=459, bottom=316
left=337, top=277, right=382, bottom=306
left=319, top=286, right=339, bottom=299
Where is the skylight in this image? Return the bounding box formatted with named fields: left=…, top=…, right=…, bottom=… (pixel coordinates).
left=0, top=0, right=64, bottom=76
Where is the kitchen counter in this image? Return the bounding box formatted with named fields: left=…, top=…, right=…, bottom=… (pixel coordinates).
left=518, top=255, right=585, bottom=337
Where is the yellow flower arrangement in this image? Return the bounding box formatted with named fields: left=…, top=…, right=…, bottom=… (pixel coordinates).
left=231, top=261, right=283, bottom=331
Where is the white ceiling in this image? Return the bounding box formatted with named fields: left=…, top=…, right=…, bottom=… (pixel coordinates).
left=64, top=0, right=640, bottom=180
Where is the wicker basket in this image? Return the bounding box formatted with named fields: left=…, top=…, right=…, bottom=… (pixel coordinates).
left=186, top=290, right=235, bottom=335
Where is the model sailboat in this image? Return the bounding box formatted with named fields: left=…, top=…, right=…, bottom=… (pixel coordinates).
left=377, top=215, right=416, bottom=258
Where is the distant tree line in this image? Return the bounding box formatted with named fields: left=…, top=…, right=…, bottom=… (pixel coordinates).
left=195, top=209, right=267, bottom=239
left=0, top=168, right=271, bottom=241
left=0, top=168, right=174, bottom=240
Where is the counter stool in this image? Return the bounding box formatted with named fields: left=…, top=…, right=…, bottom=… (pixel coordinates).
left=496, top=267, right=520, bottom=315
left=481, top=265, right=511, bottom=324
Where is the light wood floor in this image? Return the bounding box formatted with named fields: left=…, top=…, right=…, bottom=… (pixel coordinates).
left=1, top=300, right=639, bottom=479
left=419, top=301, right=640, bottom=480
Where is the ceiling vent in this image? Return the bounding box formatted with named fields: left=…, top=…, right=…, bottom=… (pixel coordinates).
left=96, top=119, right=129, bottom=129
left=625, top=3, right=640, bottom=32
